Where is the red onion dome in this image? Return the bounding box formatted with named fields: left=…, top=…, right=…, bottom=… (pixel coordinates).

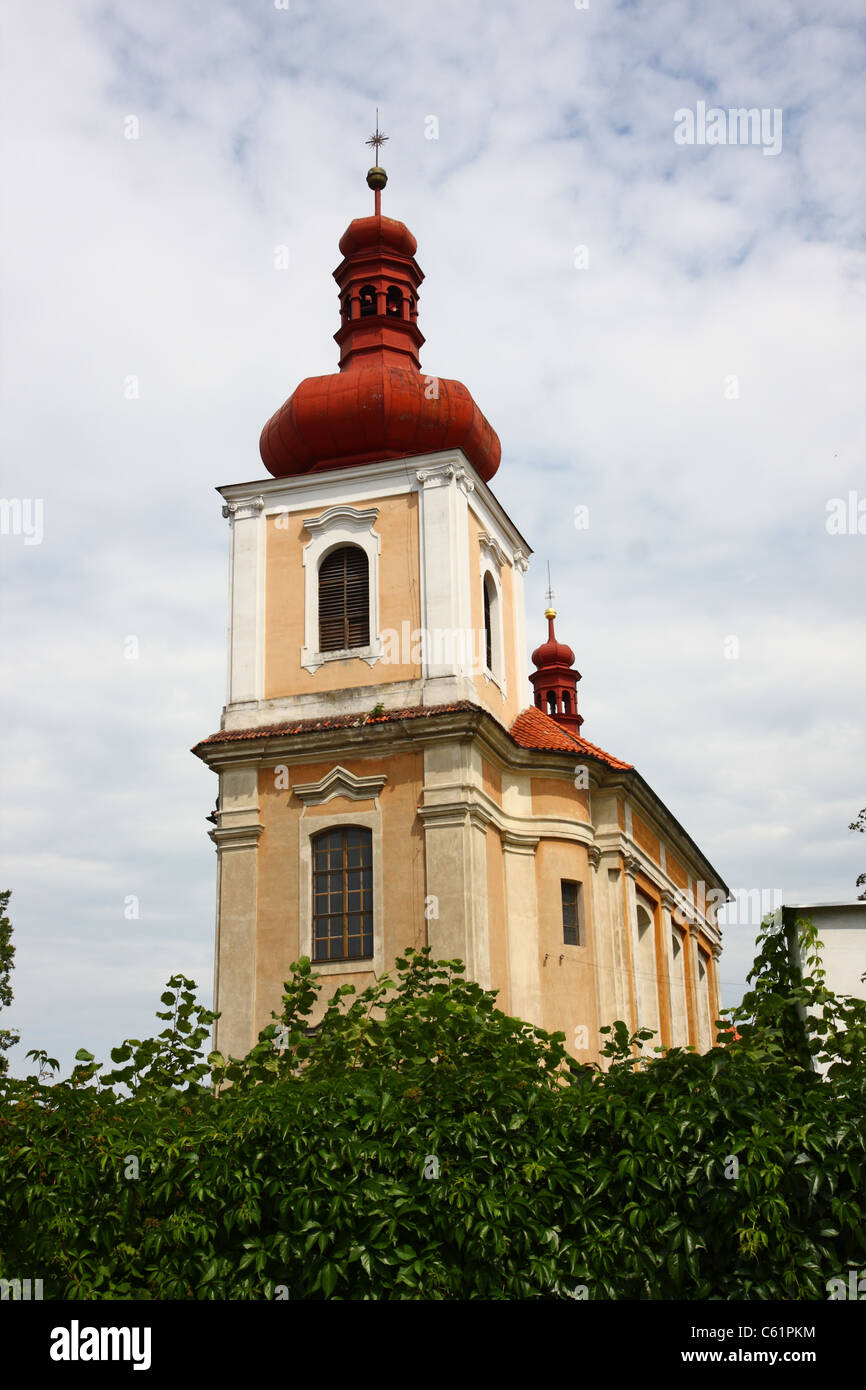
left=261, top=363, right=500, bottom=480
left=532, top=610, right=575, bottom=669
left=338, top=214, right=417, bottom=260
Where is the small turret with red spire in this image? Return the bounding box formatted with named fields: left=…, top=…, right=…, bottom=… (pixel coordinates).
left=530, top=602, right=583, bottom=735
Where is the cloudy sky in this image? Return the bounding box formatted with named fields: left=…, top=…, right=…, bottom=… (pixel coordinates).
left=1, top=0, right=864, bottom=1074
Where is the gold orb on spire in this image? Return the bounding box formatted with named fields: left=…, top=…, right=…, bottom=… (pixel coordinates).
left=365, top=107, right=388, bottom=190
left=545, top=607, right=557, bottom=619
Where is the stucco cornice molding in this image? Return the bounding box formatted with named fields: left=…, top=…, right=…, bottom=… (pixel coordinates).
left=622, top=853, right=643, bottom=879
left=467, top=803, right=494, bottom=832
left=416, top=462, right=474, bottom=495
left=214, top=453, right=533, bottom=557
left=292, top=765, right=387, bottom=806
left=416, top=800, right=492, bottom=832
left=208, top=823, right=264, bottom=852
left=501, top=830, right=540, bottom=855
left=222, top=496, right=264, bottom=524
left=193, top=706, right=614, bottom=787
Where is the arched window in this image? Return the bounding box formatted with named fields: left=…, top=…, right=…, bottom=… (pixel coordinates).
left=696, top=951, right=712, bottom=1051
left=636, top=902, right=660, bottom=1038
left=670, top=928, right=688, bottom=1047
left=408, top=294, right=416, bottom=319
left=312, top=826, right=373, bottom=962
left=342, top=294, right=352, bottom=321
left=386, top=285, right=402, bottom=317
left=562, top=691, right=571, bottom=714
left=546, top=690, right=557, bottom=715
left=483, top=578, right=493, bottom=670
left=481, top=568, right=505, bottom=686
left=359, top=284, right=376, bottom=318
left=318, top=545, right=369, bottom=652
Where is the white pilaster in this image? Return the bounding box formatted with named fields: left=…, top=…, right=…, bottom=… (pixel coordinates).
left=502, top=831, right=542, bottom=1025
left=416, top=461, right=475, bottom=690
left=222, top=496, right=266, bottom=708
left=209, top=764, right=263, bottom=1059
left=512, top=548, right=530, bottom=699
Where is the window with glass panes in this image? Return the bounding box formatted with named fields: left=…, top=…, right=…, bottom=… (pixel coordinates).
left=312, top=826, right=373, bottom=962
left=561, top=880, right=583, bottom=946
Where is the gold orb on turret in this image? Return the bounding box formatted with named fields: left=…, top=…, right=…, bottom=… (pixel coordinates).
left=366, top=165, right=388, bottom=190
left=545, top=607, right=557, bottom=619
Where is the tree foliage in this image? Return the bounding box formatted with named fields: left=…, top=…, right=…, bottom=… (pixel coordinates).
left=849, top=805, right=866, bottom=900
left=0, top=890, right=20, bottom=1073
left=0, top=909, right=864, bottom=1299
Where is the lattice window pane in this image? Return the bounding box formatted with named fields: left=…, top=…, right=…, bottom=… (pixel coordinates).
left=311, top=826, right=374, bottom=962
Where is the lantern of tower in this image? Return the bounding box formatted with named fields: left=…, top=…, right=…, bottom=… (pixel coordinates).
left=529, top=607, right=584, bottom=734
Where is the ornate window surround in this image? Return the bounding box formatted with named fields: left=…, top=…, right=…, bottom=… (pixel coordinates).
left=301, top=505, right=382, bottom=674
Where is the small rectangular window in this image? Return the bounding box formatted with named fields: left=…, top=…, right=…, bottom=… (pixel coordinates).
left=561, top=880, right=583, bottom=946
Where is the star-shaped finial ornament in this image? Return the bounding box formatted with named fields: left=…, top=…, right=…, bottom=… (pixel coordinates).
left=545, top=562, right=555, bottom=607
left=365, top=108, right=389, bottom=160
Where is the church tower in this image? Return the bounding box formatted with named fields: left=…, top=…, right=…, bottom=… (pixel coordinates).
left=194, top=147, right=728, bottom=1064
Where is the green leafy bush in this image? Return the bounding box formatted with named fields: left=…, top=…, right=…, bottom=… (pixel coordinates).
left=0, top=912, right=864, bottom=1299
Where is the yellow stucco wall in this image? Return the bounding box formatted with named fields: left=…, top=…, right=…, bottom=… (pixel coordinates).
left=666, top=850, right=689, bottom=890
left=481, top=757, right=502, bottom=806
left=264, top=492, right=422, bottom=699
left=254, top=749, right=426, bottom=1030
left=533, top=839, right=598, bottom=1059
left=530, top=775, right=590, bottom=822
left=632, top=811, right=661, bottom=863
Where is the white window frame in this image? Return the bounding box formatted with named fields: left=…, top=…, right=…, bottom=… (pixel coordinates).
left=301, top=505, right=382, bottom=674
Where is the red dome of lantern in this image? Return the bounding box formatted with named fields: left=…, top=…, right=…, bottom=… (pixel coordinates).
left=531, top=623, right=575, bottom=670
left=259, top=165, right=501, bottom=482
left=337, top=213, right=418, bottom=261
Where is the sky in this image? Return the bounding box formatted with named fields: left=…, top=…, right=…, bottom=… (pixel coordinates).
left=1, top=0, right=864, bottom=1075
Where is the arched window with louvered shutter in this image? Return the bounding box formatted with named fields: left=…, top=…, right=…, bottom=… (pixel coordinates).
left=318, top=545, right=370, bottom=652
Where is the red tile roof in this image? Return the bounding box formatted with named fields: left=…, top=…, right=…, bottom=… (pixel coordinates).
left=509, top=706, right=632, bottom=769
left=195, top=702, right=477, bottom=746
left=194, top=700, right=631, bottom=771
